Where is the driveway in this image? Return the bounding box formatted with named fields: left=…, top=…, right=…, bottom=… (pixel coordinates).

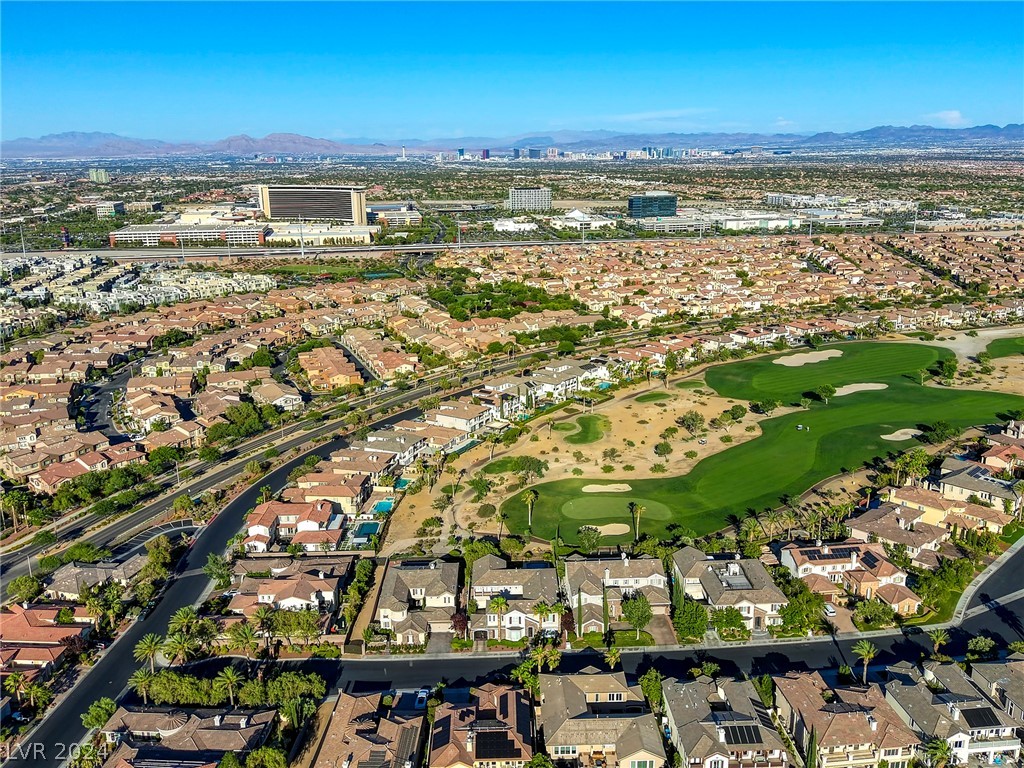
left=830, top=603, right=859, bottom=634
left=427, top=631, right=454, bottom=655
left=646, top=615, right=677, bottom=646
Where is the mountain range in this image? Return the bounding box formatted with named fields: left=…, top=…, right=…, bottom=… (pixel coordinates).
left=2, top=124, right=1021, bottom=159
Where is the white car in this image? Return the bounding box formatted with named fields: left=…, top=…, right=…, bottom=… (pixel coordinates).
left=823, top=604, right=837, bottom=617
left=414, top=688, right=430, bottom=709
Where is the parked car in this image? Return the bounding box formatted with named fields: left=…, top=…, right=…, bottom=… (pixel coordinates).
left=414, top=688, right=430, bottom=709
left=823, top=604, right=836, bottom=617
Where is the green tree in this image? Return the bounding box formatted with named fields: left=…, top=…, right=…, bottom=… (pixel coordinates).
left=4, top=671, right=27, bottom=703
left=134, top=633, right=164, bottom=673
left=215, top=667, right=244, bottom=706
left=203, top=553, right=233, bottom=589
left=814, top=385, right=836, bottom=404
left=521, top=489, right=539, bottom=528
left=929, top=628, right=950, bottom=656
left=639, top=667, right=664, bottom=711
left=677, top=410, right=705, bottom=435
left=6, top=574, right=42, bottom=603
left=604, top=647, right=621, bottom=669
left=622, top=592, right=653, bottom=639
left=228, top=621, right=260, bottom=661
left=246, top=747, right=288, bottom=768
left=852, top=639, right=878, bottom=684
left=673, top=596, right=709, bottom=641
left=925, top=738, right=953, bottom=768
left=128, top=668, right=155, bottom=705
left=81, top=697, right=118, bottom=729
left=576, top=525, right=602, bottom=554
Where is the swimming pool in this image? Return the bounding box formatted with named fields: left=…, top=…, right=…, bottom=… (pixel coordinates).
left=373, top=498, right=395, bottom=513
left=394, top=478, right=411, bottom=490
left=354, top=521, right=382, bottom=539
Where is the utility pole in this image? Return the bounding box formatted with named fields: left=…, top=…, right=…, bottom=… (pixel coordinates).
left=20, top=225, right=27, bottom=256
left=299, top=217, right=305, bottom=258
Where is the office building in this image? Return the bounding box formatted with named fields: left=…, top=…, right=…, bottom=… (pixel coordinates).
left=507, top=186, right=552, bottom=212
left=481, top=149, right=490, bottom=160
left=629, top=191, right=678, bottom=219
left=95, top=201, right=126, bottom=217
left=527, top=148, right=542, bottom=160
left=88, top=168, right=110, bottom=184
left=513, top=148, right=521, bottom=160
left=109, top=223, right=269, bottom=247
left=257, top=184, right=367, bottom=225
left=367, top=204, right=422, bottom=227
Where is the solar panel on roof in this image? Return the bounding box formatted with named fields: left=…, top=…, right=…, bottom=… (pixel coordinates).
left=723, top=725, right=761, bottom=745
left=961, top=708, right=1000, bottom=728
left=475, top=730, right=520, bottom=759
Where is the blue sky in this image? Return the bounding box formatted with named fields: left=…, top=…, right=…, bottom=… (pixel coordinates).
left=2, top=1, right=1022, bottom=141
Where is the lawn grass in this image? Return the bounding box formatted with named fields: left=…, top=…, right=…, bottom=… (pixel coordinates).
left=552, top=422, right=577, bottom=432
left=483, top=457, right=519, bottom=475
left=675, top=379, right=704, bottom=390
left=635, top=391, right=673, bottom=403
left=573, top=630, right=654, bottom=649
left=986, top=336, right=1024, bottom=359
left=564, top=414, right=611, bottom=445
left=903, top=587, right=962, bottom=626
left=501, top=342, right=1024, bottom=544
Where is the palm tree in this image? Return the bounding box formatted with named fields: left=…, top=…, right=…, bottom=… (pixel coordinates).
left=228, top=621, right=259, bottom=661
left=168, top=606, right=200, bottom=637
left=604, top=647, right=621, bottom=669
left=533, top=600, right=550, bottom=627
left=929, top=628, right=950, bottom=656
left=488, top=596, right=509, bottom=640
left=496, top=511, right=508, bottom=543
left=763, top=509, right=784, bottom=541
left=26, top=682, right=52, bottom=711
left=486, top=433, right=501, bottom=461
left=852, top=639, right=878, bottom=685
left=781, top=507, right=798, bottom=539
left=530, top=642, right=562, bottom=678
left=548, top=602, right=566, bottom=639
left=925, top=738, right=954, bottom=768
left=214, top=666, right=243, bottom=706
left=163, top=633, right=198, bottom=666
left=739, top=516, right=761, bottom=543
left=632, top=504, right=647, bottom=542
left=134, top=633, right=164, bottom=674
left=128, top=668, right=155, bottom=706
left=522, top=489, right=539, bottom=529
left=252, top=605, right=277, bottom=652
left=4, top=671, right=27, bottom=703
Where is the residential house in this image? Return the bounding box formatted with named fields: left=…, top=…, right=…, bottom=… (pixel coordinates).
left=971, top=655, right=1024, bottom=726
left=227, top=571, right=342, bottom=615
left=428, top=684, right=534, bottom=768
left=311, top=692, right=424, bottom=768
left=100, top=706, right=275, bottom=766
left=884, top=486, right=1013, bottom=535
left=847, top=503, right=948, bottom=561
left=469, top=555, right=560, bottom=642
left=672, top=547, right=788, bottom=632
left=426, top=401, right=493, bottom=436
left=884, top=661, right=1021, bottom=766
left=662, top=676, right=789, bottom=768
left=563, top=555, right=670, bottom=637
left=376, top=559, right=460, bottom=645
left=0, top=603, right=95, bottom=647
left=933, top=458, right=1021, bottom=514
left=252, top=381, right=304, bottom=412
left=44, top=554, right=147, bottom=601
left=538, top=668, right=667, bottom=768
left=773, top=672, right=919, bottom=768
left=243, top=499, right=341, bottom=553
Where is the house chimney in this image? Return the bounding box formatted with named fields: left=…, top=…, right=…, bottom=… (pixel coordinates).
left=815, top=539, right=823, bottom=547
left=240, top=716, right=248, bottom=728
left=214, top=715, right=222, bottom=726
left=822, top=544, right=830, bottom=555
left=868, top=715, right=877, bottom=731
left=851, top=551, right=858, bottom=567
left=319, top=571, right=325, bottom=579
left=950, top=705, right=960, bottom=721
left=605, top=568, right=611, bottom=581
left=717, top=726, right=726, bottom=743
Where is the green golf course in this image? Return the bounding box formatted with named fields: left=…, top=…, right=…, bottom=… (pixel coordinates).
left=500, top=342, right=1024, bottom=545
left=987, top=336, right=1024, bottom=359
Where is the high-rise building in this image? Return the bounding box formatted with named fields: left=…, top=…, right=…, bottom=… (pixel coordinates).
left=507, top=186, right=552, bottom=212
left=513, top=148, right=521, bottom=160
left=95, top=200, right=126, bottom=217
left=89, top=168, right=111, bottom=184
left=527, top=148, right=542, bottom=160
left=457, top=148, right=465, bottom=159
left=628, top=191, right=678, bottom=219
left=481, top=149, right=490, bottom=160
left=258, top=185, right=367, bottom=224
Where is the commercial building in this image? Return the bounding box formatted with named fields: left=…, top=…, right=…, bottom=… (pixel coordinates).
left=507, top=186, right=552, bottom=212
left=258, top=184, right=367, bottom=225
left=367, top=203, right=423, bottom=227
left=95, top=201, right=125, bottom=217
left=88, top=168, right=110, bottom=184
left=628, top=191, right=677, bottom=219
left=264, top=222, right=379, bottom=246
left=109, top=223, right=269, bottom=247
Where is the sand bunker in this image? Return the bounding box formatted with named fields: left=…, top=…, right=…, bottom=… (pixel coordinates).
left=881, top=428, right=922, bottom=441
left=595, top=524, right=630, bottom=536
left=834, top=383, right=888, bottom=396
left=581, top=483, right=633, bottom=493
left=773, top=349, right=843, bottom=367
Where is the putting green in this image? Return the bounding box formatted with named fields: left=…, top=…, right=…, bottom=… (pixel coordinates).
left=552, top=422, right=577, bottom=432
left=560, top=496, right=672, bottom=521
left=987, top=336, right=1024, bottom=359
left=564, top=414, right=610, bottom=445
left=502, top=342, right=1024, bottom=544
left=635, top=391, right=673, bottom=403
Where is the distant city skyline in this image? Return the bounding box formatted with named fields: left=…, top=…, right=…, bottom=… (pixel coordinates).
left=2, top=1, right=1022, bottom=141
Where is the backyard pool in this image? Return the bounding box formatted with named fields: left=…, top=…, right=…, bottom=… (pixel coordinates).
left=373, top=498, right=395, bottom=513
left=354, top=521, right=382, bottom=539
left=394, top=478, right=411, bottom=490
